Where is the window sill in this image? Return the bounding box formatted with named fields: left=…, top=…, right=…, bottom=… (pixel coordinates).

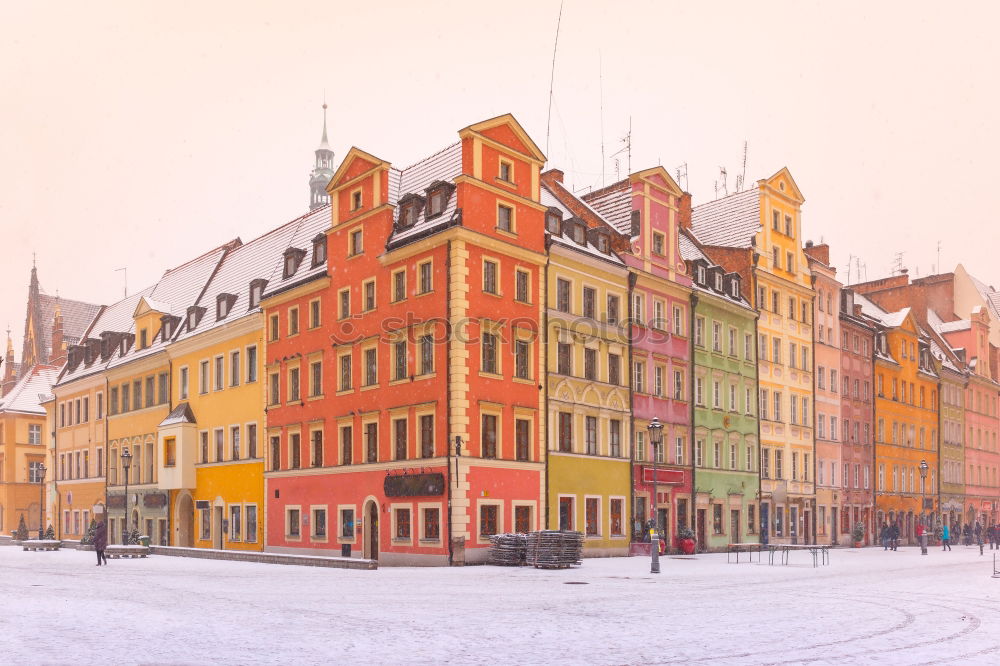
left=495, top=228, right=518, bottom=239
left=391, top=538, right=412, bottom=544
left=390, top=298, right=407, bottom=305
left=415, top=289, right=435, bottom=298
left=419, top=538, right=442, bottom=546
left=307, top=394, right=324, bottom=402
left=389, top=378, right=410, bottom=386
left=287, top=333, right=300, bottom=339
left=285, top=400, right=303, bottom=407
left=514, top=298, right=532, bottom=306
left=414, top=371, right=436, bottom=380
left=337, top=537, right=357, bottom=545
left=494, top=177, right=517, bottom=190
left=336, top=388, right=354, bottom=396
left=285, top=535, right=302, bottom=541
left=512, top=377, right=534, bottom=385
left=479, top=371, right=503, bottom=380
left=361, top=384, right=379, bottom=392
left=483, top=290, right=503, bottom=298
left=311, top=536, right=329, bottom=543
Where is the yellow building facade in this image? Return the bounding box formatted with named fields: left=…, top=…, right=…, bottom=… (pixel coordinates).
left=0, top=364, right=57, bottom=536
left=542, top=182, right=632, bottom=555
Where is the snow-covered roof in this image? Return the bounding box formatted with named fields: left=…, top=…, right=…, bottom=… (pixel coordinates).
left=175, top=217, right=302, bottom=343
left=939, top=319, right=970, bottom=333
left=690, top=189, right=761, bottom=248
left=881, top=307, right=911, bottom=329
left=159, top=402, right=196, bottom=426
left=385, top=143, right=463, bottom=248
left=0, top=365, right=59, bottom=415
left=678, top=228, right=754, bottom=311
left=582, top=181, right=632, bottom=235
left=541, top=186, right=624, bottom=266
left=260, top=205, right=331, bottom=300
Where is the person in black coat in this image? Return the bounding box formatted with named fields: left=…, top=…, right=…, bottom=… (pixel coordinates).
left=94, top=520, right=108, bottom=566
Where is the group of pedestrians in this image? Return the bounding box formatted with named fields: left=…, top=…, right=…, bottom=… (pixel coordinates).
left=879, top=519, right=1000, bottom=554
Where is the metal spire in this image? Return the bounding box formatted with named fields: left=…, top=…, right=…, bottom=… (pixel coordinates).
left=318, top=94, right=331, bottom=151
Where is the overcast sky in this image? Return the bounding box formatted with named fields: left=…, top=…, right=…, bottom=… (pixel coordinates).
left=3, top=1, right=999, bottom=356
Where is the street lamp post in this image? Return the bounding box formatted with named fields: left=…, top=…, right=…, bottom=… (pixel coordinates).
left=121, top=447, right=132, bottom=545
left=919, top=459, right=929, bottom=556
left=647, top=417, right=664, bottom=574
left=37, top=463, right=47, bottom=540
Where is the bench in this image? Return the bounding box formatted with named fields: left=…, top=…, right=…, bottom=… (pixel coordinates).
left=22, top=540, right=61, bottom=552
left=768, top=543, right=830, bottom=567
left=105, top=545, right=150, bottom=559
left=727, top=542, right=763, bottom=563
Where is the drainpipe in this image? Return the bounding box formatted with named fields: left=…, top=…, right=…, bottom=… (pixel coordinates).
left=689, top=292, right=698, bottom=544
left=445, top=239, right=453, bottom=566
left=626, top=271, right=637, bottom=544
left=810, top=288, right=818, bottom=547
left=104, top=375, right=111, bottom=539
left=542, top=248, right=551, bottom=530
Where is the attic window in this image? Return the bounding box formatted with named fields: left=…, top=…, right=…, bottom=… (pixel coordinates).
left=283, top=247, right=306, bottom=279
left=730, top=276, right=740, bottom=299
left=400, top=203, right=419, bottom=227
left=424, top=181, right=454, bottom=219
left=217, top=293, right=237, bottom=321
left=572, top=222, right=586, bottom=245
left=312, top=234, right=327, bottom=266
left=187, top=306, right=205, bottom=330
left=161, top=316, right=180, bottom=341
left=139, top=329, right=148, bottom=349
left=498, top=159, right=513, bottom=183
left=596, top=234, right=609, bottom=253
left=545, top=209, right=562, bottom=234
left=249, top=279, right=267, bottom=309
left=696, top=264, right=706, bottom=284
left=714, top=272, right=723, bottom=292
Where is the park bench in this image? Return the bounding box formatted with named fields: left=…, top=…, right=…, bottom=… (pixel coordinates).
left=22, top=540, right=61, bottom=552
left=105, top=545, right=150, bottom=559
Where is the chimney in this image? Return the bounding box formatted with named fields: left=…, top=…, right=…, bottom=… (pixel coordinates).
left=678, top=192, right=692, bottom=230
left=541, top=169, right=564, bottom=185
left=803, top=241, right=830, bottom=265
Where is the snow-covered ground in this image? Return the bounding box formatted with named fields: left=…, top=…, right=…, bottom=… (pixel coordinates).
left=3, top=545, right=1000, bottom=665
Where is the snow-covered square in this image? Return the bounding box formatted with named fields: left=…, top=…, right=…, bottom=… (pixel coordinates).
left=4, top=545, right=1000, bottom=665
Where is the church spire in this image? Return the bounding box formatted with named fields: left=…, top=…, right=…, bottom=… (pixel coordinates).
left=309, top=97, right=335, bottom=211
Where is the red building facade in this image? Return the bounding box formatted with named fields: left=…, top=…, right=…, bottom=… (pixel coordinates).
left=264, top=115, right=548, bottom=565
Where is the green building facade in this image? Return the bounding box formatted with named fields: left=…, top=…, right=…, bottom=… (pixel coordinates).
left=681, top=230, right=761, bottom=551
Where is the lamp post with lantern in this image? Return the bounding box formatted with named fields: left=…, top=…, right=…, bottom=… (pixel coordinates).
left=919, top=459, right=929, bottom=555
left=121, top=447, right=132, bottom=545
left=647, top=417, right=664, bottom=574
left=37, top=463, right=47, bottom=539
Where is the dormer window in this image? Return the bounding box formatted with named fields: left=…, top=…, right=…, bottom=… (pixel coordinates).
left=187, top=306, right=206, bottom=331
left=311, top=234, right=327, bottom=266
left=283, top=247, right=306, bottom=279
left=397, top=193, right=425, bottom=229
left=249, top=279, right=267, bottom=309
left=572, top=222, right=586, bottom=245
left=216, top=293, right=237, bottom=321
left=697, top=264, right=706, bottom=285
left=596, top=234, right=610, bottom=253
left=729, top=275, right=741, bottom=299
left=714, top=272, right=723, bottom=292
left=424, top=181, right=455, bottom=219
left=160, top=315, right=180, bottom=341
left=139, top=329, right=148, bottom=349
left=545, top=208, right=562, bottom=234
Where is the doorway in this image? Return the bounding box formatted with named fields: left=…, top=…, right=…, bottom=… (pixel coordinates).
left=177, top=494, right=193, bottom=547
left=364, top=501, right=379, bottom=561
left=803, top=510, right=811, bottom=545
left=730, top=509, right=740, bottom=542
left=214, top=506, right=223, bottom=550
left=696, top=508, right=707, bottom=552
left=760, top=503, right=770, bottom=545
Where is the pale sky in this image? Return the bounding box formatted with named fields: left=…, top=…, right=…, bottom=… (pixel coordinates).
left=3, top=0, right=999, bottom=357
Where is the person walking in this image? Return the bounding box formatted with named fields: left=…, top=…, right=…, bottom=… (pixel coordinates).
left=942, top=523, right=952, bottom=551
left=890, top=522, right=900, bottom=551
left=963, top=523, right=971, bottom=546
left=975, top=521, right=984, bottom=555
left=94, top=520, right=108, bottom=566
left=880, top=523, right=889, bottom=551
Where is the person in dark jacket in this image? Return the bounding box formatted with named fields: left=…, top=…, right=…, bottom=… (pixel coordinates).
left=94, top=520, right=108, bottom=566
left=890, top=523, right=899, bottom=551
left=880, top=523, right=890, bottom=551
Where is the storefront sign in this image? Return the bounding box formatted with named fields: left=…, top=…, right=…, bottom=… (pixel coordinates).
left=144, top=493, right=167, bottom=509
left=384, top=473, right=445, bottom=497
left=641, top=467, right=685, bottom=485
left=107, top=495, right=125, bottom=509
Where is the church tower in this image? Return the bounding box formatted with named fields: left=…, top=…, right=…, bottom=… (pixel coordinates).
left=309, top=101, right=335, bottom=210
